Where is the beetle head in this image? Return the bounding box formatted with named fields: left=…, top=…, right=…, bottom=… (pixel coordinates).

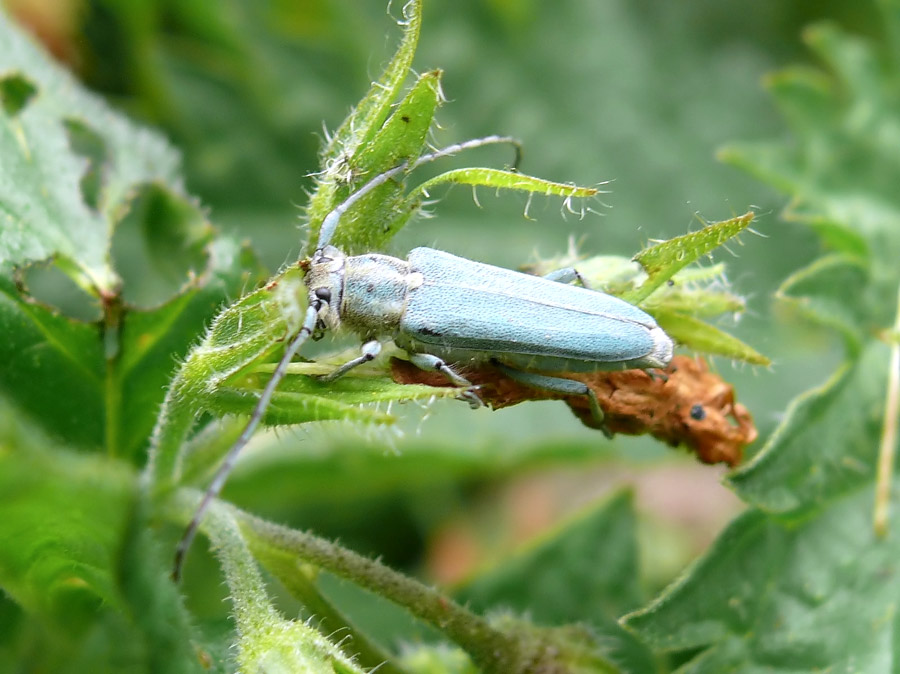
left=306, top=245, right=346, bottom=330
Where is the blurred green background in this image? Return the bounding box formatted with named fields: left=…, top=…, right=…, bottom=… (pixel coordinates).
left=3, top=0, right=876, bottom=642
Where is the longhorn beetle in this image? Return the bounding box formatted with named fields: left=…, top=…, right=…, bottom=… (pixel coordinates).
left=173, top=138, right=674, bottom=579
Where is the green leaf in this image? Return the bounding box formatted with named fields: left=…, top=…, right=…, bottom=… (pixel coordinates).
left=727, top=340, right=887, bottom=514
left=640, top=274, right=747, bottom=319
left=623, top=486, right=900, bottom=672
left=457, top=491, right=641, bottom=621
left=721, top=18, right=900, bottom=326
left=112, top=183, right=216, bottom=307
left=300, top=0, right=603, bottom=261
left=0, top=417, right=206, bottom=674
left=719, top=3, right=900, bottom=520
left=582, top=212, right=771, bottom=364
left=318, top=0, right=422, bottom=171
left=0, top=13, right=260, bottom=464
left=0, top=271, right=105, bottom=450
left=146, top=263, right=310, bottom=485
left=625, top=7, right=900, bottom=671
left=0, top=440, right=134, bottom=630
left=625, top=212, right=755, bottom=305
left=305, top=0, right=425, bottom=255
left=311, top=69, right=445, bottom=254
left=775, top=253, right=870, bottom=354
left=528, top=253, right=748, bottom=318
left=115, top=499, right=212, bottom=674
left=114, top=237, right=267, bottom=464
left=404, top=168, right=597, bottom=207
left=456, top=490, right=659, bottom=673
left=654, top=310, right=771, bottom=365
left=0, top=234, right=264, bottom=459
left=207, top=372, right=454, bottom=427
left=0, top=10, right=182, bottom=292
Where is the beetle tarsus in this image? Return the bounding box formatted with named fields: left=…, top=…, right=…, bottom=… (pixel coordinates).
left=406, top=352, right=484, bottom=407
left=459, top=386, right=484, bottom=409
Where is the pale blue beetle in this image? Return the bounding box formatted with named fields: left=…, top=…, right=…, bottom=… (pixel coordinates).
left=304, top=149, right=673, bottom=418
left=307, top=244, right=672, bottom=415
left=174, top=143, right=673, bottom=577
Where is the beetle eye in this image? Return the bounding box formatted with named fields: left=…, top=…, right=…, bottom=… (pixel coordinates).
left=314, top=287, right=332, bottom=304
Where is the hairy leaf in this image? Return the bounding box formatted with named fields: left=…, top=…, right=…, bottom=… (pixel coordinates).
left=624, top=486, right=900, bottom=672
left=0, top=11, right=181, bottom=291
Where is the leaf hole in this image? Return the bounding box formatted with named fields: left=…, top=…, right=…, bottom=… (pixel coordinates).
left=18, top=260, right=102, bottom=322
left=63, top=119, right=108, bottom=210
left=111, top=184, right=214, bottom=307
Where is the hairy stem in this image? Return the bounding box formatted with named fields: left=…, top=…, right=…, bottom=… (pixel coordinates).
left=234, top=509, right=528, bottom=672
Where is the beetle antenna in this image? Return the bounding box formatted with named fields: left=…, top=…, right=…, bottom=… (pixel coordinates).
left=175, top=134, right=528, bottom=575
left=317, top=162, right=411, bottom=249
left=316, top=135, right=522, bottom=248
left=173, top=303, right=321, bottom=582
left=413, top=135, right=522, bottom=171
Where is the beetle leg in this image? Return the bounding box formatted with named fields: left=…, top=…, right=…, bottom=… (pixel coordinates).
left=543, top=266, right=592, bottom=290
left=407, top=352, right=483, bottom=408
left=318, top=339, right=383, bottom=382
left=646, top=368, right=669, bottom=383
left=492, top=361, right=612, bottom=438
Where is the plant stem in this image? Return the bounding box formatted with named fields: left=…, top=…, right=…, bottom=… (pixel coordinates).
left=260, top=548, right=411, bottom=674
left=103, top=292, right=123, bottom=458
left=231, top=508, right=551, bottom=673
left=874, top=282, right=900, bottom=537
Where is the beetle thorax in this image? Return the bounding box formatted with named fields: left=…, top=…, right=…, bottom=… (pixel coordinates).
left=306, top=246, right=421, bottom=338
left=340, top=252, right=420, bottom=337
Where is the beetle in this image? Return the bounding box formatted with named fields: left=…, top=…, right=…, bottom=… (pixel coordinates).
left=173, top=144, right=673, bottom=579
left=307, top=244, right=672, bottom=410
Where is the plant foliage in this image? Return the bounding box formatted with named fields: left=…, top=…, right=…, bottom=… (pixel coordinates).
left=2, top=1, right=898, bottom=672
